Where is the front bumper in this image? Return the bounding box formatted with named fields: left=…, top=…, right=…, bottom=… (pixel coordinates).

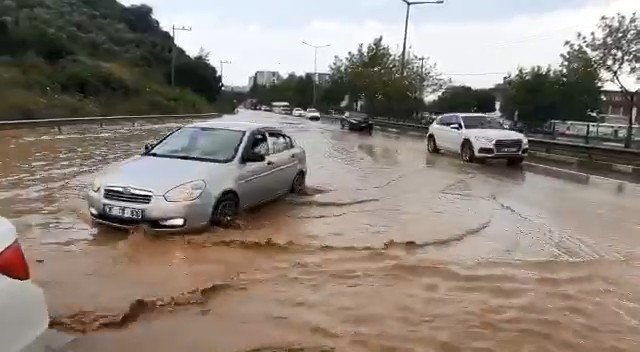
left=475, top=144, right=529, bottom=159
left=86, top=189, right=213, bottom=233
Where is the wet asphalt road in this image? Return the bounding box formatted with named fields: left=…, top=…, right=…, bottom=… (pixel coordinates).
left=1, top=110, right=640, bottom=352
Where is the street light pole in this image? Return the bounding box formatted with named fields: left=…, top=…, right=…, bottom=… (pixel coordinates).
left=417, top=56, right=426, bottom=97
left=302, top=41, right=331, bottom=108
left=399, top=0, right=443, bottom=76
left=219, top=60, right=231, bottom=86
left=171, top=25, right=193, bottom=87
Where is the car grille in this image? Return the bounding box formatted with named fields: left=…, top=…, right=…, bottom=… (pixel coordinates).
left=104, top=188, right=152, bottom=204
left=494, top=139, right=523, bottom=153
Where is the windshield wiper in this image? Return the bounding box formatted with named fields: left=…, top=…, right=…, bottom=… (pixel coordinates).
left=147, top=153, right=223, bottom=163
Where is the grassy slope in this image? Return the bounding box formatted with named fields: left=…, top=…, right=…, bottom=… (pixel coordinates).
left=0, top=0, right=218, bottom=119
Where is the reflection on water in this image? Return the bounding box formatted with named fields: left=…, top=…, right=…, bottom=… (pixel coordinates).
left=1, top=112, right=640, bottom=351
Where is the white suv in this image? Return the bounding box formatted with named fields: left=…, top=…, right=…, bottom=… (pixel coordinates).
left=426, top=113, right=528, bottom=166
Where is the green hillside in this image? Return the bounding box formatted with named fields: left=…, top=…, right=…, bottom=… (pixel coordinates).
left=0, top=0, right=224, bottom=119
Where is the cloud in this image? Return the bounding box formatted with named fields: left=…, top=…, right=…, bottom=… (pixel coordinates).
left=122, top=0, right=637, bottom=89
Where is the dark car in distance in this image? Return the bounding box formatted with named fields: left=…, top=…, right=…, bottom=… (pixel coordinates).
left=340, top=111, right=374, bottom=135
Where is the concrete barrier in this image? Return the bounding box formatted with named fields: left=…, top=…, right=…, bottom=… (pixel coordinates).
left=0, top=113, right=221, bottom=130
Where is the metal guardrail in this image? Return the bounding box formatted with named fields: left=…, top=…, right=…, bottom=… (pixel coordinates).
left=528, top=138, right=640, bottom=167
left=329, top=115, right=640, bottom=168
left=0, top=113, right=220, bottom=130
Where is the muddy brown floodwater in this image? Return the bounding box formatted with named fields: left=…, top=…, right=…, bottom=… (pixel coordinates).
left=1, top=110, right=640, bottom=352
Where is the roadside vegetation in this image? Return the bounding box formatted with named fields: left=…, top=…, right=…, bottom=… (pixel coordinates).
left=250, top=36, right=448, bottom=119
left=0, top=0, right=229, bottom=120
left=251, top=12, right=638, bottom=137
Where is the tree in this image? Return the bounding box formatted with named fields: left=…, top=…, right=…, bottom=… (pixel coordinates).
left=499, top=49, right=601, bottom=128
left=566, top=12, right=639, bottom=147
left=426, top=86, right=496, bottom=114
left=500, top=67, right=563, bottom=128
left=558, top=45, right=602, bottom=122
left=171, top=49, right=222, bottom=102
left=328, top=36, right=446, bottom=119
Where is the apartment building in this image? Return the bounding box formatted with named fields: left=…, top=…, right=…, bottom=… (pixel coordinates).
left=601, top=90, right=639, bottom=124
left=249, top=71, right=283, bottom=87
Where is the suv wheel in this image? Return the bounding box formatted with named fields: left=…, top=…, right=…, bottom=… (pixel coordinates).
left=461, top=140, right=476, bottom=163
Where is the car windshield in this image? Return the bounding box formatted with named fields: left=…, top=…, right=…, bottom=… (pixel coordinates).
left=146, top=127, right=245, bottom=163
left=307, top=109, right=318, bottom=112
left=461, top=116, right=505, bottom=129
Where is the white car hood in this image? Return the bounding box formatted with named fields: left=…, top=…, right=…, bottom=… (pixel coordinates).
left=465, top=129, right=525, bottom=140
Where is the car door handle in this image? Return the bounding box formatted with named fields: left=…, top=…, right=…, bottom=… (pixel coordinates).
left=290, top=153, right=296, bottom=159
left=266, top=160, right=275, bottom=166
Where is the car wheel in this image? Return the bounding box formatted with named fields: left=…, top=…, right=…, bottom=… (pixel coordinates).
left=211, top=193, right=239, bottom=228
left=507, top=157, right=525, bottom=167
left=427, top=135, right=440, bottom=153
left=290, top=171, right=306, bottom=194
left=461, top=140, right=476, bottom=163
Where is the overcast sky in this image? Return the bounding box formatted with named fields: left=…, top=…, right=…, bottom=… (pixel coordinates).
left=119, top=0, right=637, bottom=89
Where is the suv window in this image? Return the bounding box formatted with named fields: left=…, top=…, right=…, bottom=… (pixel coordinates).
left=267, top=132, right=293, bottom=154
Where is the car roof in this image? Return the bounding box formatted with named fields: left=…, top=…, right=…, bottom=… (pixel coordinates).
left=187, top=120, right=282, bottom=133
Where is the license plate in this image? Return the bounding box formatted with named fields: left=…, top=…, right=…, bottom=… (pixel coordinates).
left=103, top=205, right=143, bottom=219
left=500, top=147, right=519, bottom=153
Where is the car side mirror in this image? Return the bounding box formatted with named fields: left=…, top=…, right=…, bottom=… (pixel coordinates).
left=243, top=151, right=266, bottom=163
left=450, top=124, right=461, bottom=130
left=143, top=143, right=153, bottom=153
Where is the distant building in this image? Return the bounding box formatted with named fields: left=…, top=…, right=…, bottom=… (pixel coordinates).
left=251, top=71, right=283, bottom=87
left=224, top=85, right=249, bottom=93
left=312, top=73, right=331, bottom=86
left=601, top=90, right=639, bottom=124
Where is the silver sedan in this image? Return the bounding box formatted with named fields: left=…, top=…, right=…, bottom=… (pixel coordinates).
left=86, top=121, right=307, bottom=233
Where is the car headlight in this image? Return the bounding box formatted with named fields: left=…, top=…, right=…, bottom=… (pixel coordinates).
left=164, top=180, right=206, bottom=202
left=91, top=178, right=101, bottom=193
left=474, top=136, right=495, bottom=143
left=522, top=138, right=529, bottom=146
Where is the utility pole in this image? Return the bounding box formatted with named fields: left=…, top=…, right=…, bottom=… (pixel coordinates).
left=302, top=41, right=331, bottom=108
left=398, top=0, right=444, bottom=76
left=219, top=60, right=231, bottom=86
left=171, top=25, right=192, bottom=87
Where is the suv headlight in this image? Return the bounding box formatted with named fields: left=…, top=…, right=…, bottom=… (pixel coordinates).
left=91, top=178, right=101, bottom=193
left=522, top=137, right=529, bottom=146
left=164, top=180, right=206, bottom=202
left=474, top=136, right=495, bottom=143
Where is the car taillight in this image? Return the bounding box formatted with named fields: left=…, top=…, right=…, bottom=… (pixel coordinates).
left=0, top=240, right=30, bottom=281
